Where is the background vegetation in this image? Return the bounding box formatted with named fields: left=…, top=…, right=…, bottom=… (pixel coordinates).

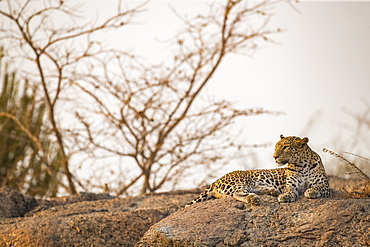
left=0, top=51, right=63, bottom=197
left=0, top=0, right=285, bottom=197
left=0, top=0, right=368, bottom=197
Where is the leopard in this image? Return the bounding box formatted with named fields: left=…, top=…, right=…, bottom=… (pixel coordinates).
left=185, top=135, right=331, bottom=207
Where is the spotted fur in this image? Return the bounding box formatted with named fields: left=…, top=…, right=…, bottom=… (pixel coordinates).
left=185, top=135, right=330, bottom=207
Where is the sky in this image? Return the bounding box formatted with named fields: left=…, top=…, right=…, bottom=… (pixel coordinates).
left=85, top=0, right=370, bottom=175
left=207, top=1, right=370, bottom=172
left=223, top=1, right=370, bottom=171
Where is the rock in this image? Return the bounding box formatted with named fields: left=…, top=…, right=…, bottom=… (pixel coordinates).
left=0, top=207, right=166, bottom=246
left=0, top=187, right=37, bottom=218
left=0, top=178, right=369, bottom=246
left=0, top=191, right=196, bottom=247
left=136, top=195, right=370, bottom=247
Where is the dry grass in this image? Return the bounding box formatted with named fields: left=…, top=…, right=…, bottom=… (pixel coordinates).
left=323, top=148, right=370, bottom=198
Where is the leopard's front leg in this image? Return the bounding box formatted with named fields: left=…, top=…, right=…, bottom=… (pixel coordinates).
left=304, top=183, right=331, bottom=199
left=278, top=185, right=298, bottom=203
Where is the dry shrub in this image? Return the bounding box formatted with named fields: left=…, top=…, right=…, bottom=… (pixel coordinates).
left=323, top=148, right=370, bottom=198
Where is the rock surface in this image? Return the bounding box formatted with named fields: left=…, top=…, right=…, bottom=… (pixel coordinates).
left=0, top=187, right=198, bottom=247
left=0, top=177, right=369, bottom=247
left=136, top=195, right=370, bottom=246
left=0, top=187, right=37, bottom=218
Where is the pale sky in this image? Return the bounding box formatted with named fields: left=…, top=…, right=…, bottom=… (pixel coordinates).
left=229, top=1, right=370, bottom=171
left=91, top=1, right=370, bottom=175
left=208, top=1, right=370, bottom=172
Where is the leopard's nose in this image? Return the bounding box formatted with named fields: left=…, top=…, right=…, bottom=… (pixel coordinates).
left=273, top=154, right=279, bottom=160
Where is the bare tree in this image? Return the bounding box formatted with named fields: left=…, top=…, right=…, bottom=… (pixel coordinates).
left=0, top=0, right=286, bottom=196
left=72, top=0, right=283, bottom=195
left=0, top=0, right=146, bottom=195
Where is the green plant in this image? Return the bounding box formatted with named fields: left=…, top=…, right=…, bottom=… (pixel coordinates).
left=0, top=51, right=62, bottom=197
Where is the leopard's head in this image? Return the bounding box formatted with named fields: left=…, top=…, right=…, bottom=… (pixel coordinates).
left=273, top=135, right=309, bottom=166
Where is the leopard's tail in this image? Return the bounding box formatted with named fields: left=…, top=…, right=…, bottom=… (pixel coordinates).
left=185, top=185, right=215, bottom=207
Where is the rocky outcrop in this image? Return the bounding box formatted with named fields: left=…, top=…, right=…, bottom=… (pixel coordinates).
left=0, top=187, right=197, bottom=246
left=0, top=187, right=37, bottom=218
left=0, top=177, right=369, bottom=247
left=136, top=195, right=370, bottom=246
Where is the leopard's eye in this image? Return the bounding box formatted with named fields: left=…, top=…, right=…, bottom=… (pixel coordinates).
left=282, top=146, right=289, bottom=150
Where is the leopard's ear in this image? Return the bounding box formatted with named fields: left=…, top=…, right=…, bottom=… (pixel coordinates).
left=297, top=137, right=309, bottom=147
left=280, top=134, right=285, bottom=139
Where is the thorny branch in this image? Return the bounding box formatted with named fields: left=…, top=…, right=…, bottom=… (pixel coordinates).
left=323, top=148, right=370, bottom=183
left=73, top=0, right=285, bottom=195
left=1, top=0, right=287, bottom=196
left=0, top=0, right=147, bottom=195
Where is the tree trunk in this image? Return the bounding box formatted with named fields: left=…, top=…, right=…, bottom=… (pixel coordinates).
left=140, top=170, right=151, bottom=195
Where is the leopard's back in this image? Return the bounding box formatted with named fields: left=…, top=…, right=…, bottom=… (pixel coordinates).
left=185, top=168, right=287, bottom=206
